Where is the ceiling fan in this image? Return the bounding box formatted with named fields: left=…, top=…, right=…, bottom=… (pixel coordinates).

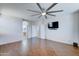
left=27, top=3, right=63, bottom=19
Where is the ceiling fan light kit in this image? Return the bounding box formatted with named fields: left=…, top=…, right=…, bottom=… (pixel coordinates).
left=41, top=12, right=46, bottom=16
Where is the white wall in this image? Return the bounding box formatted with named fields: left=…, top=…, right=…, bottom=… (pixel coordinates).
left=45, top=13, right=79, bottom=45
left=36, top=14, right=75, bottom=45
left=45, top=14, right=74, bottom=45
left=72, top=12, right=79, bottom=45
left=0, top=15, right=22, bottom=45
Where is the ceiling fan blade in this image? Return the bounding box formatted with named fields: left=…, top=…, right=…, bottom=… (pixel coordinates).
left=31, top=14, right=40, bottom=16
left=47, top=13, right=56, bottom=17
left=27, top=9, right=40, bottom=13
left=45, top=15, right=47, bottom=19
left=36, top=3, right=43, bottom=12
left=0, top=13, right=2, bottom=16
left=47, top=10, right=63, bottom=13
left=46, top=3, right=58, bottom=11
left=38, top=15, right=42, bottom=18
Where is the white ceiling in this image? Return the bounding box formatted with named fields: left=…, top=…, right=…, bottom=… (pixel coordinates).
left=0, top=3, right=79, bottom=22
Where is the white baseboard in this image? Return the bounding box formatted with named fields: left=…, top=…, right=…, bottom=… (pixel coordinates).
left=0, top=39, right=22, bottom=45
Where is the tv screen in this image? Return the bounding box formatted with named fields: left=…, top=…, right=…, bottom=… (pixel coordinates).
left=53, top=21, right=58, bottom=28
left=48, top=21, right=59, bottom=29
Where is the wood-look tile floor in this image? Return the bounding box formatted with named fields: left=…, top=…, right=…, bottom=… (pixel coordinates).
left=0, top=37, right=79, bottom=56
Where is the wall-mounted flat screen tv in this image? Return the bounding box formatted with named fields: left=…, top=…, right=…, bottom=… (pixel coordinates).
left=48, top=21, right=59, bottom=30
